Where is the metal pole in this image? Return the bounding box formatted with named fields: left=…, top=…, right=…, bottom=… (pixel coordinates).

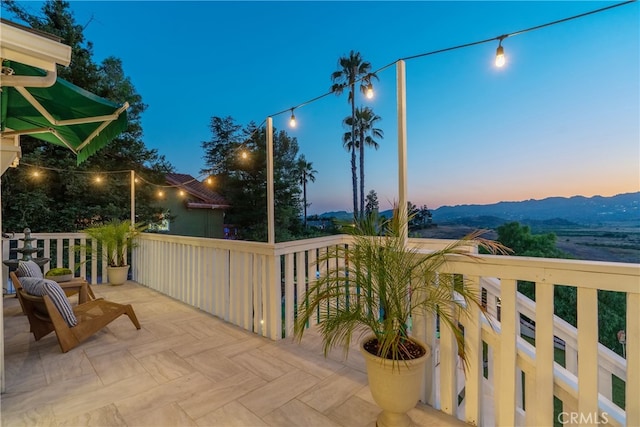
left=266, top=117, right=275, bottom=244
left=397, top=60, right=408, bottom=244
left=130, top=170, right=135, bottom=225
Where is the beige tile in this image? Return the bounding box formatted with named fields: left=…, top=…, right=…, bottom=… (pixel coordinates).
left=51, top=373, right=159, bottom=420
left=89, top=349, right=147, bottom=385
left=299, top=367, right=368, bottom=413
left=0, top=372, right=103, bottom=416
left=128, top=401, right=198, bottom=426
left=327, top=395, right=380, bottom=427
left=263, top=399, right=341, bottom=427
left=137, top=349, right=195, bottom=383
left=0, top=403, right=56, bottom=427
left=40, top=347, right=96, bottom=384
left=238, top=369, right=319, bottom=417
left=261, top=341, right=346, bottom=379
left=185, top=348, right=244, bottom=382
left=196, top=401, right=267, bottom=427
left=178, top=370, right=267, bottom=419
left=116, top=372, right=213, bottom=421
left=57, top=403, right=127, bottom=427
left=231, top=348, right=297, bottom=381
left=4, top=350, right=47, bottom=393
left=127, top=333, right=197, bottom=359
left=214, top=335, right=268, bottom=357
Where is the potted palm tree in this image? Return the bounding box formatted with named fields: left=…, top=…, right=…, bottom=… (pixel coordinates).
left=294, top=211, right=507, bottom=427
left=80, top=220, right=145, bottom=285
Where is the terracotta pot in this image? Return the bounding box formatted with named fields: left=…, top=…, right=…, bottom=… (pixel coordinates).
left=106, top=265, right=130, bottom=286
left=360, top=335, right=430, bottom=427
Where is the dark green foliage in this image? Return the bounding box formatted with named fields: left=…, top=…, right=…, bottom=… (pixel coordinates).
left=1, top=1, right=172, bottom=233
left=201, top=117, right=306, bottom=242
left=498, top=222, right=627, bottom=357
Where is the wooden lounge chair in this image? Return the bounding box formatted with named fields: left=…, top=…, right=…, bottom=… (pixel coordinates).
left=11, top=272, right=141, bottom=353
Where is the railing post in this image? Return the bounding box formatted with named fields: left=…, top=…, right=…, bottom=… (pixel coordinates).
left=463, top=275, right=484, bottom=425
left=577, top=288, right=599, bottom=419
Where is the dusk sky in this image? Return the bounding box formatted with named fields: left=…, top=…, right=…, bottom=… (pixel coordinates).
left=14, top=1, right=640, bottom=214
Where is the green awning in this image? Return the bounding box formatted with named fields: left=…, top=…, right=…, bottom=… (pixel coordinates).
left=1, top=60, right=129, bottom=164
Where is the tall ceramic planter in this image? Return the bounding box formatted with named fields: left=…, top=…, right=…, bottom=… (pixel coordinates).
left=360, top=335, right=430, bottom=427
left=107, top=265, right=130, bottom=286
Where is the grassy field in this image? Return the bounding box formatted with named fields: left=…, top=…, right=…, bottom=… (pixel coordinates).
left=417, top=223, right=640, bottom=263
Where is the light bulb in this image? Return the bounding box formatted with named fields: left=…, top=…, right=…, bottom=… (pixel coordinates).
left=241, top=151, right=248, bottom=159
left=366, top=83, right=374, bottom=99
left=206, top=177, right=213, bottom=185
left=179, top=190, right=185, bottom=196
left=95, top=176, right=102, bottom=183
left=32, top=171, right=40, bottom=178
left=495, top=45, right=506, bottom=68
left=158, top=190, right=164, bottom=197
left=289, top=110, right=297, bottom=128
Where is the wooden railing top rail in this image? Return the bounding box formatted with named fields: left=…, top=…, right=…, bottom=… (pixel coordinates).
left=440, top=253, right=640, bottom=293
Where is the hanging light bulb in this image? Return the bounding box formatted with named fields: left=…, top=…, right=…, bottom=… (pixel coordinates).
left=95, top=175, right=102, bottom=183
left=158, top=190, right=164, bottom=197
left=241, top=150, right=248, bottom=160
left=365, top=82, right=374, bottom=99
left=206, top=176, right=213, bottom=185
left=178, top=189, right=185, bottom=196
left=495, top=39, right=506, bottom=68
left=289, top=109, right=297, bottom=128
left=32, top=170, right=40, bottom=178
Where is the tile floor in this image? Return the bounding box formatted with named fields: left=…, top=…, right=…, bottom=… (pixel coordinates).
left=2, top=282, right=467, bottom=426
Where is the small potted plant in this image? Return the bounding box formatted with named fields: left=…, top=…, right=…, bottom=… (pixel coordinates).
left=79, top=220, right=145, bottom=285
left=44, top=267, right=74, bottom=282
left=294, top=210, right=508, bottom=427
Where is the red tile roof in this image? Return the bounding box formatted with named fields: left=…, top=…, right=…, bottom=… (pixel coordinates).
left=165, top=173, right=229, bottom=209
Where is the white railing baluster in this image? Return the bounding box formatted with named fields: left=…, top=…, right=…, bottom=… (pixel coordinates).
left=284, top=252, right=295, bottom=338
left=463, top=275, right=483, bottom=425
left=498, top=278, right=517, bottom=427
left=577, top=287, right=599, bottom=420
left=626, top=292, right=639, bottom=427
left=535, top=282, right=555, bottom=426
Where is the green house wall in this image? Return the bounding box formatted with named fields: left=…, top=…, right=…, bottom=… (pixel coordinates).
left=160, top=194, right=225, bottom=239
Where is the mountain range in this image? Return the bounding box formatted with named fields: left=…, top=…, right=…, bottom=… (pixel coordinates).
left=319, top=192, right=640, bottom=227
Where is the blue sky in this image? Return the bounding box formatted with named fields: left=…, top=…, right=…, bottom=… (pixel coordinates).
left=15, top=1, right=640, bottom=214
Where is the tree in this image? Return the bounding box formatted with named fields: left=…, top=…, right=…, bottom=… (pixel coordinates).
left=343, top=107, right=383, bottom=216
left=201, top=117, right=304, bottom=242
left=365, top=190, right=379, bottom=216
left=496, top=222, right=626, bottom=356
left=1, top=1, right=172, bottom=232
left=331, top=51, right=377, bottom=219
left=296, top=155, right=317, bottom=227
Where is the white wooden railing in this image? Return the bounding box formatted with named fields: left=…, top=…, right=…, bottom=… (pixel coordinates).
left=4, top=232, right=637, bottom=426
left=2, top=232, right=110, bottom=287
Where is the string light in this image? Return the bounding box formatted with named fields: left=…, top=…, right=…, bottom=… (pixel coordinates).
left=157, top=190, right=164, bottom=197
left=495, top=37, right=506, bottom=68
left=94, top=176, right=103, bottom=183
left=289, top=109, right=297, bottom=128
left=206, top=176, right=213, bottom=185
left=178, top=189, right=185, bottom=196
left=365, top=82, right=374, bottom=99
left=241, top=151, right=248, bottom=160
left=32, top=170, right=40, bottom=178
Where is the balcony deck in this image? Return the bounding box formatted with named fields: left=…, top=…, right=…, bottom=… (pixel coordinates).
left=2, top=281, right=465, bottom=427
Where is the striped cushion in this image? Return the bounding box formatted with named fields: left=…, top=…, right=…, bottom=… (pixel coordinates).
left=20, top=277, right=78, bottom=327
left=16, top=260, right=44, bottom=279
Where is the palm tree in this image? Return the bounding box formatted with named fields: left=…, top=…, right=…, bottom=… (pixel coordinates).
left=344, top=107, right=383, bottom=216
left=296, top=155, right=317, bottom=227
left=331, top=51, right=378, bottom=219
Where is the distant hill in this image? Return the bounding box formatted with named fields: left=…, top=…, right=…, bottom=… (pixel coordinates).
left=319, top=192, right=640, bottom=227
left=432, top=192, right=639, bottom=226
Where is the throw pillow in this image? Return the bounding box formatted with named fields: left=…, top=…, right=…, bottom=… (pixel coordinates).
left=16, top=260, right=44, bottom=279
left=20, top=277, right=78, bottom=327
